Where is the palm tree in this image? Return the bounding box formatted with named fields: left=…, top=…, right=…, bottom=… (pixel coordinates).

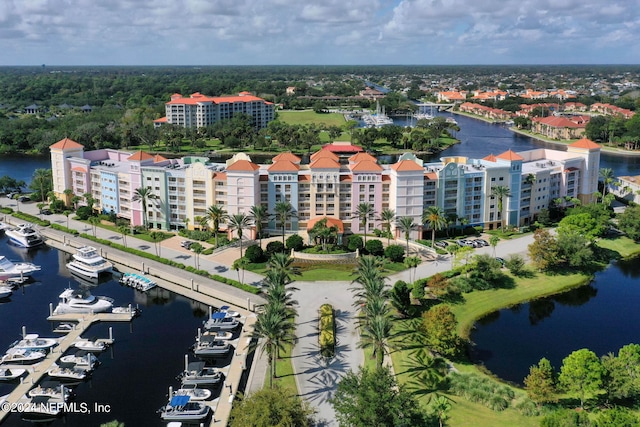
left=599, top=167, right=615, bottom=202
left=206, top=204, right=227, bottom=248
left=359, top=314, right=393, bottom=368
left=404, top=256, right=422, bottom=284
left=118, top=224, right=130, bottom=247
left=227, top=213, right=253, bottom=258
left=63, top=188, right=73, bottom=208
left=378, top=208, right=396, bottom=247
left=232, top=257, right=249, bottom=285
left=132, top=187, right=158, bottom=230
left=88, top=216, right=100, bottom=237
left=274, top=201, right=296, bottom=248
left=491, top=185, right=512, bottom=232
left=489, top=235, right=500, bottom=257
left=32, top=168, right=51, bottom=202
left=423, top=206, right=447, bottom=249
left=190, top=242, right=203, bottom=269
left=62, top=210, right=72, bottom=230
left=150, top=231, right=163, bottom=257
left=396, top=216, right=417, bottom=255
left=353, top=202, right=376, bottom=245
left=249, top=205, right=269, bottom=247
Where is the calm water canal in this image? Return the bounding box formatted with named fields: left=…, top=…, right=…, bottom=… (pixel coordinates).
left=0, top=233, right=212, bottom=426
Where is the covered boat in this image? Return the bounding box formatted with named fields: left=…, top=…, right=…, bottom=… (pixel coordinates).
left=159, top=395, right=210, bottom=422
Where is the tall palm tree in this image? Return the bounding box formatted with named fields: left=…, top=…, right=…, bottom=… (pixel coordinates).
left=206, top=204, right=227, bottom=248
left=396, top=216, right=417, bottom=255
left=150, top=231, right=163, bottom=257
left=132, top=187, right=158, bottom=230
left=599, top=167, right=615, bottom=202
left=63, top=188, right=73, bottom=208
left=491, top=185, right=512, bottom=232
left=378, top=208, right=396, bottom=247
left=227, top=213, right=253, bottom=258
left=232, top=257, right=250, bottom=285
left=353, top=202, right=376, bottom=245
left=274, top=201, right=296, bottom=248
left=118, top=224, right=130, bottom=247
left=32, top=168, right=51, bottom=202
left=250, top=205, right=269, bottom=247
left=423, top=206, right=447, bottom=249
left=358, top=314, right=393, bottom=368
left=190, top=242, right=204, bottom=269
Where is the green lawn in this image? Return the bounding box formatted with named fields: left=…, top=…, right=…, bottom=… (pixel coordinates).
left=272, top=343, right=298, bottom=394
left=596, top=235, right=640, bottom=258
left=277, top=110, right=347, bottom=127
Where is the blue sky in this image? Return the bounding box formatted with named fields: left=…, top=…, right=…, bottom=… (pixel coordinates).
left=1, top=0, right=639, bottom=66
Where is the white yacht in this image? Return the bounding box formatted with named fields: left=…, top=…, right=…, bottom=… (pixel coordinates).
left=10, top=334, right=59, bottom=352
left=0, top=285, right=12, bottom=299
left=5, top=223, right=43, bottom=248
left=53, top=288, right=113, bottom=314
left=66, top=246, right=113, bottom=279
left=0, top=255, right=41, bottom=281
left=159, top=396, right=210, bottom=423
left=1, top=348, right=47, bottom=364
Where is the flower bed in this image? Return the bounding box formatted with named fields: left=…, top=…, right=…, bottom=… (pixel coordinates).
left=319, top=303, right=335, bottom=358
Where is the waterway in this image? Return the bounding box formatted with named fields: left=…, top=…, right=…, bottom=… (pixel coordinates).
left=0, top=234, right=214, bottom=427
left=470, top=258, right=640, bottom=385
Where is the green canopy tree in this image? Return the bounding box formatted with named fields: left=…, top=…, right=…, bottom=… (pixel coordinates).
left=524, top=357, right=557, bottom=405
left=229, top=385, right=315, bottom=427
left=558, top=348, right=605, bottom=408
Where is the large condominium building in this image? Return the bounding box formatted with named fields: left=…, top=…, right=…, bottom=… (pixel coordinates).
left=50, top=139, right=601, bottom=240
left=155, top=91, right=275, bottom=129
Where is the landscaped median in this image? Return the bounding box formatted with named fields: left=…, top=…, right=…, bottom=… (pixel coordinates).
left=319, top=303, right=335, bottom=358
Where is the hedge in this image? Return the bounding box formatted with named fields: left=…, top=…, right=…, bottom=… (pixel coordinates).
left=319, top=303, right=335, bottom=358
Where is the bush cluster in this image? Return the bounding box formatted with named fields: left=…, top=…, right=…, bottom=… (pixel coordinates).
left=448, top=373, right=515, bottom=412
left=319, top=303, right=335, bottom=358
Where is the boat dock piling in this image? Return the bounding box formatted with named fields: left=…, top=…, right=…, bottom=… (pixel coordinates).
left=0, top=312, right=134, bottom=425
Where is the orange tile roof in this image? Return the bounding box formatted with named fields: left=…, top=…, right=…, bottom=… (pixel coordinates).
left=226, top=160, right=260, bottom=171
left=153, top=154, right=168, bottom=162
left=322, top=143, right=364, bottom=153
left=268, top=160, right=300, bottom=172
left=153, top=117, right=168, bottom=123
left=382, top=175, right=391, bottom=181
left=425, top=172, right=438, bottom=180
left=71, top=166, right=86, bottom=172
left=166, top=93, right=267, bottom=105
left=350, top=160, right=383, bottom=172
left=483, top=154, right=498, bottom=162
left=272, top=152, right=301, bottom=163
left=127, top=150, right=154, bottom=161
left=311, top=149, right=339, bottom=161
left=391, top=160, right=423, bottom=172
left=213, top=172, right=227, bottom=180
left=349, top=152, right=376, bottom=163
left=307, top=216, right=344, bottom=233
left=569, top=138, right=601, bottom=150
left=50, top=137, right=83, bottom=150
left=299, top=175, right=312, bottom=182
left=310, top=157, right=340, bottom=169
left=496, top=150, right=524, bottom=161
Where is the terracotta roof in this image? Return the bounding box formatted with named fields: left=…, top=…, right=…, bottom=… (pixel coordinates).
left=564, top=167, right=579, bottom=172
left=259, top=175, right=268, bottom=181
left=272, top=152, right=301, bottom=163
left=350, top=160, right=383, bottom=172
left=349, top=152, right=376, bottom=163
left=307, top=216, right=344, bottom=233
left=311, top=150, right=339, bottom=161
left=166, top=93, right=268, bottom=105
left=483, top=154, right=498, bottom=162
left=321, top=143, right=364, bottom=153
left=299, top=175, right=312, bottom=182
left=213, top=172, right=227, bottom=180
left=425, top=172, right=438, bottom=180
left=153, top=117, right=168, bottom=123
left=127, top=150, right=154, bottom=161
left=310, top=157, right=340, bottom=169
left=569, top=138, right=601, bottom=150
left=496, top=150, right=524, bottom=161
left=226, top=160, right=260, bottom=171
left=382, top=175, right=391, bottom=182
left=71, top=166, right=86, bottom=172
left=50, top=137, right=83, bottom=150
left=153, top=154, right=168, bottom=162
left=532, top=116, right=587, bottom=128
left=339, top=176, right=352, bottom=182
left=268, top=160, right=300, bottom=172
left=391, top=160, right=424, bottom=172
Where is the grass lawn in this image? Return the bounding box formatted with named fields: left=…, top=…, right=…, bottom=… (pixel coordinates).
left=245, top=259, right=406, bottom=281
left=272, top=343, right=298, bottom=394
left=277, top=110, right=347, bottom=127
left=596, top=235, right=640, bottom=259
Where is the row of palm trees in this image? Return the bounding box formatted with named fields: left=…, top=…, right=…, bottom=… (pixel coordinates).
left=248, top=253, right=299, bottom=388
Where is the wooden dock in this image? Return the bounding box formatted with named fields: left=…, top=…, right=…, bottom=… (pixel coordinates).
left=0, top=311, right=135, bottom=425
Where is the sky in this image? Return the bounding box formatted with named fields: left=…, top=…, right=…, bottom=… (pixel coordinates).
left=1, top=0, right=639, bottom=66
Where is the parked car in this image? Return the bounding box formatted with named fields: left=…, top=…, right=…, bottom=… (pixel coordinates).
left=41, top=208, right=52, bottom=215
left=17, top=196, right=30, bottom=202
left=434, top=241, right=449, bottom=248
left=473, top=239, right=489, bottom=247
left=180, top=240, right=193, bottom=249
left=496, top=257, right=506, bottom=267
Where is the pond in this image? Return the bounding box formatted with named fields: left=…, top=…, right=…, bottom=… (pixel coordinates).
left=470, top=257, right=640, bottom=385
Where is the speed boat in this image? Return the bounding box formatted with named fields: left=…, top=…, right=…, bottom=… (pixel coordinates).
left=192, top=335, right=231, bottom=358
left=20, top=396, right=63, bottom=423
left=203, top=312, right=240, bottom=331
left=173, top=386, right=212, bottom=401
left=60, top=351, right=99, bottom=370
left=0, top=255, right=41, bottom=281
left=28, top=381, right=74, bottom=402
left=10, top=334, right=59, bottom=352
left=0, top=367, right=26, bottom=381
left=179, top=361, right=222, bottom=387
left=73, top=339, right=107, bottom=352
left=53, top=288, right=113, bottom=314
left=1, top=348, right=47, bottom=364
left=5, top=223, right=43, bottom=248
left=47, top=363, right=89, bottom=381
left=66, top=246, right=113, bottom=279
left=159, top=395, right=210, bottom=422
left=0, top=285, right=12, bottom=299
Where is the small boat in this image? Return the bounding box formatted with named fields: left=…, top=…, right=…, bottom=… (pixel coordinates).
left=28, top=381, right=74, bottom=402
left=60, top=351, right=99, bottom=370
left=1, top=348, right=47, bottom=364
left=159, top=396, right=210, bottom=422
left=52, top=322, right=76, bottom=334
left=73, top=339, right=107, bottom=352
left=0, top=255, right=41, bottom=281
left=179, top=361, right=222, bottom=386
left=0, top=221, right=11, bottom=232
left=119, top=272, right=157, bottom=292
left=66, top=246, right=113, bottom=279
left=203, top=312, right=240, bottom=331
left=0, top=285, right=12, bottom=299
left=173, top=386, right=212, bottom=401
left=53, top=287, right=113, bottom=314
left=201, top=330, right=233, bottom=341
left=0, top=367, right=26, bottom=380
left=20, top=396, right=63, bottom=423
left=112, top=305, right=142, bottom=316
left=47, top=363, right=89, bottom=381
left=10, top=334, right=59, bottom=352
left=218, top=305, right=240, bottom=318
left=4, top=276, right=29, bottom=287
left=5, top=223, right=44, bottom=248
left=192, top=335, right=231, bottom=358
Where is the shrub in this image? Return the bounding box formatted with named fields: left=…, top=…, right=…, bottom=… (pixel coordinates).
left=319, top=304, right=335, bottom=358
left=245, top=244, right=265, bottom=263
left=266, top=241, right=285, bottom=256
left=364, top=239, right=384, bottom=256
left=76, top=206, right=92, bottom=220
left=505, top=254, right=526, bottom=276
left=347, top=235, right=363, bottom=252
left=384, top=244, right=405, bottom=262
left=390, top=280, right=412, bottom=316
left=286, top=234, right=304, bottom=251
left=412, top=281, right=425, bottom=300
